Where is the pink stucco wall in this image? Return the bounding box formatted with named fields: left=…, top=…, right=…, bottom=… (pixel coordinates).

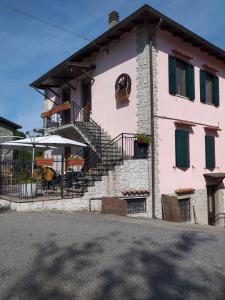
left=45, top=32, right=138, bottom=139
left=90, top=32, right=137, bottom=138
left=156, top=30, right=225, bottom=194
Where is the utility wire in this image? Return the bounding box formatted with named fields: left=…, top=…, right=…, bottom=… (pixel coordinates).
left=0, top=1, right=100, bottom=48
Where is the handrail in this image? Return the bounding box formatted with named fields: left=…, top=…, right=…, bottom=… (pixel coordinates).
left=44, top=100, right=102, bottom=156
left=71, top=102, right=101, bottom=130
left=70, top=102, right=102, bottom=155
left=100, top=132, right=137, bottom=150
left=81, top=133, right=138, bottom=174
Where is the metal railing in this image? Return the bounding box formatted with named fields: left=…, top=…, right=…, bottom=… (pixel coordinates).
left=44, top=101, right=102, bottom=155
left=81, top=133, right=145, bottom=174
left=0, top=134, right=150, bottom=200
left=72, top=102, right=101, bottom=154
left=0, top=158, right=85, bottom=201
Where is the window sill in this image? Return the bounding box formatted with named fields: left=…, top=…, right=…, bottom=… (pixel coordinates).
left=201, top=102, right=218, bottom=108
left=176, top=94, right=193, bottom=101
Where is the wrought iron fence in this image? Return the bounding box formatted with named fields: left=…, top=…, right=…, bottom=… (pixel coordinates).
left=0, top=158, right=84, bottom=201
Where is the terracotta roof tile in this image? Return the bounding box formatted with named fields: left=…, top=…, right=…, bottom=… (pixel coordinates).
left=175, top=188, right=195, bottom=195
left=121, top=189, right=150, bottom=196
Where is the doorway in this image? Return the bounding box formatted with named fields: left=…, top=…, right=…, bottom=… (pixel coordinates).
left=61, top=87, right=71, bottom=125
left=81, top=80, right=92, bottom=121
left=207, top=186, right=216, bottom=225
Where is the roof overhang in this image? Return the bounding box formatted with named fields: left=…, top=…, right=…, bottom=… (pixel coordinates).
left=31, top=62, right=95, bottom=89
left=0, top=116, right=22, bottom=129
left=204, top=173, right=225, bottom=186
left=30, top=4, right=225, bottom=90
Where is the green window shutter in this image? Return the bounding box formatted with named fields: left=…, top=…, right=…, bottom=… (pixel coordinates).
left=212, top=75, right=219, bottom=107
left=169, top=56, right=176, bottom=95
left=205, top=135, right=215, bottom=169
left=175, top=130, right=190, bottom=168
left=200, top=70, right=206, bottom=103
left=186, top=64, right=195, bottom=100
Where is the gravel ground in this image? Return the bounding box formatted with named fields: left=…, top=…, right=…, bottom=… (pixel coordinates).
left=0, top=209, right=225, bottom=300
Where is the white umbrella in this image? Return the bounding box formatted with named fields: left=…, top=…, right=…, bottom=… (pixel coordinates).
left=0, top=141, right=56, bottom=176
left=12, top=135, right=86, bottom=147
left=1, top=142, right=55, bottom=151
left=10, top=135, right=87, bottom=196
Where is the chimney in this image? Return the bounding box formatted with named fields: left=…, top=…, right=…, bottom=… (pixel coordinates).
left=108, top=11, right=119, bottom=28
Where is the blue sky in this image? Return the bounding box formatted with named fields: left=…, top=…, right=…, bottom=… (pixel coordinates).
left=1, top=0, right=225, bottom=132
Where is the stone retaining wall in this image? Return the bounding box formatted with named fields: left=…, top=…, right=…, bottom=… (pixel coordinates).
left=0, top=159, right=151, bottom=216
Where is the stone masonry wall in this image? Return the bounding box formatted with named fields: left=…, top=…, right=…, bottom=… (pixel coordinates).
left=0, top=159, right=151, bottom=216
left=191, top=189, right=208, bottom=225
left=136, top=24, right=159, bottom=218
left=136, top=25, right=151, bottom=134
left=85, top=159, right=151, bottom=216
left=164, top=189, right=208, bottom=225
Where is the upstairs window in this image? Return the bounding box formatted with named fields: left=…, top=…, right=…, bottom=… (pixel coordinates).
left=175, top=129, right=190, bottom=168
left=205, top=135, right=215, bottom=169
left=169, top=56, right=195, bottom=100
left=200, top=70, right=219, bottom=107
left=62, top=87, right=71, bottom=103
left=176, top=59, right=187, bottom=97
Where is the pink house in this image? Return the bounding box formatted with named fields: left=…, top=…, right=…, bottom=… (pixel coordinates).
left=31, top=5, right=225, bottom=225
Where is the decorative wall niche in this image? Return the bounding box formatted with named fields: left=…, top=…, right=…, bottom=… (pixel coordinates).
left=115, top=73, right=131, bottom=102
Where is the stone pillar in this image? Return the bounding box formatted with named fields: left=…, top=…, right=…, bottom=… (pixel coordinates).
left=136, top=24, right=160, bottom=218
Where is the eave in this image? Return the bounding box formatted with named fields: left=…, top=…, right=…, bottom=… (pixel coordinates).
left=30, top=4, right=225, bottom=89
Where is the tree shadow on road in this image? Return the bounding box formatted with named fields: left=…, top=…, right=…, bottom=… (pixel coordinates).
left=4, top=239, right=104, bottom=300
left=0, top=205, right=11, bottom=214
left=3, top=229, right=225, bottom=300
left=93, top=232, right=225, bottom=300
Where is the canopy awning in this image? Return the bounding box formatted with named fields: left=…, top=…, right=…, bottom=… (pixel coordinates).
left=32, top=62, right=96, bottom=89
left=204, top=173, right=225, bottom=186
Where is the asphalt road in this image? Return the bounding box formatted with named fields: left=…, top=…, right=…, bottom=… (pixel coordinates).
left=1, top=209, right=225, bottom=300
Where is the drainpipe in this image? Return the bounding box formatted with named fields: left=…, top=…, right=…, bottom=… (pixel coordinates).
left=149, top=18, right=162, bottom=219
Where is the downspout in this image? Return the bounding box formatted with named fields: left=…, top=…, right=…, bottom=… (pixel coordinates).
left=149, top=18, right=162, bottom=219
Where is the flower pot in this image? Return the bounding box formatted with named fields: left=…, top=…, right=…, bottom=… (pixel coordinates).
left=134, top=140, right=149, bottom=158
left=41, top=103, right=72, bottom=118
left=20, top=183, right=37, bottom=198
left=67, top=159, right=85, bottom=167
left=36, top=158, right=54, bottom=167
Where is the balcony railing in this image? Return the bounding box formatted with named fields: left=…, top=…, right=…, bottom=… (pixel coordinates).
left=42, top=101, right=102, bottom=155
left=42, top=102, right=98, bottom=129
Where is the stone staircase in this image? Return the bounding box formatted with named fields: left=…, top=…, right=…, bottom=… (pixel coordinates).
left=44, top=102, right=134, bottom=197
left=69, top=120, right=124, bottom=196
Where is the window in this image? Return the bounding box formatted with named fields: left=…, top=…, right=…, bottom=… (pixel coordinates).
left=175, top=130, right=190, bottom=168
left=200, top=70, right=219, bottom=106
left=206, top=72, right=213, bottom=104
left=205, top=135, right=215, bottom=169
left=176, top=59, right=187, bottom=97
left=169, top=56, right=195, bottom=100
left=62, top=87, right=71, bottom=103
left=127, top=198, right=146, bottom=214
left=178, top=198, right=191, bottom=222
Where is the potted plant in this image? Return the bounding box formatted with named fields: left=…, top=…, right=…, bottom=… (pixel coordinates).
left=134, top=134, right=151, bottom=158
left=36, top=157, right=54, bottom=167
left=41, top=102, right=72, bottom=118
left=67, top=155, right=85, bottom=167
left=20, top=178, right=37, bottom=198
